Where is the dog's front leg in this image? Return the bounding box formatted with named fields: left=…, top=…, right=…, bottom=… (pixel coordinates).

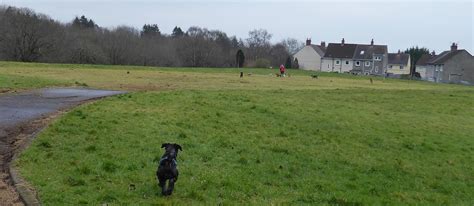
left=166, top=178, right=176, bottom=195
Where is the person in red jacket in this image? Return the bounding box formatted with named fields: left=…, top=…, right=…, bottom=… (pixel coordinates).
left=279, top=64, right=286, bottom=77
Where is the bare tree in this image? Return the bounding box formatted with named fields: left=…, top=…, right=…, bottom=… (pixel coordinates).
left=0, top=6, right=303, bottom=69
left=269, top=43, right=289, bottom=67
left=246, top=29, right=272, bottom=61
left=281, top=38, right=304, bottom=55
left=0, top=7, right=58, bottom=62
left=101, top=26, right=140, bottom=65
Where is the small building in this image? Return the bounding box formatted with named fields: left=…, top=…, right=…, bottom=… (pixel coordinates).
left=352, top=39, right=388, bottom=75
left=321, top=38, right=358, bottom=73
left=293, top=39, right=326, bottom=71
left=427, top=43, right=473, bottom=84
left=387, top=51, right=411, bottom=76
left=321, top=38, right=388, bottom=75
left=416, top=52, right=437, bottom=81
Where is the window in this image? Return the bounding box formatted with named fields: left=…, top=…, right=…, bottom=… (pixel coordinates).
left=360, top=51, right=365, bottom=55
left=345, top=61, right=349, bottom=65
left=355, top=61, right=360, bottom=66
left=365, top=61, right=371, bottom=66
left=389, top=65, right=393, bottom=69
left=400, top=66, right=404, bottom=69
left=374, top=56, right=381, bottom=61
left=335, top=60, right=340, bottom=65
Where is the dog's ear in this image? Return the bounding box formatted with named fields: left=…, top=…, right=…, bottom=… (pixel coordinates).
left=174, top=144, right=182, bottom=151
left=161, top=143, right=169, bottom=148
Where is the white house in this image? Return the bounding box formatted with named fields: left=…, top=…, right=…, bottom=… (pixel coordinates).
left=321, top=38, right=358, bottom=73
left=321, top=38, right=388, bottom=75
left=293, top=39, right=326, bottom=71
left=387, top=51, right=411, bottom=75
left=416, top=52, right=437, bottom=81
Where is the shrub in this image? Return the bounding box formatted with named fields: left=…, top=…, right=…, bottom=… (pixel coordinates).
left=255, top=58, right=271, bottom=68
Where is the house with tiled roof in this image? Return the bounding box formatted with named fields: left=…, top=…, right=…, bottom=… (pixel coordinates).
left=427, top=43, right=473, bottom=84
left=387, top=51, right=411, bottom=75
left=321, top=38, right=358, bottom=73
left=321, top=38, right=388, bottom=75
left=416, top=52, right=437, bottom=81
left=293, top=39, right=326, bottom=71
left=352, top=41, right=388, bottom=75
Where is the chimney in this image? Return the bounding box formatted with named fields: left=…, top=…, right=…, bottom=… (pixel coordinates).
left=431, top=50, right=436, bottom=56
left=371, top=39, right=374, bottom=46
left=397, top=49, right=400, bottom=54
left=306, top=38, right=311, bottom=46
left=341, top=38, right=345, bottom=46
left=450, top=42, right=457, bottom=51
left=320, top=41, right=326, bottom=48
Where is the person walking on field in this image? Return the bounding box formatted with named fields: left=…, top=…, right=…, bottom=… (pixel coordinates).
left=279, top=64, right=286, bottom=77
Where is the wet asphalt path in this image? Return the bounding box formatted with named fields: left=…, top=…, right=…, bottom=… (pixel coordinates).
left=0, top=88, right=125, bottom=128
left=0, top=88, right=125, bottom=205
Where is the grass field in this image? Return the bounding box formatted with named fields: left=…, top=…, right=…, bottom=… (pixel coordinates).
left=1, top=62, right=474, bottom=204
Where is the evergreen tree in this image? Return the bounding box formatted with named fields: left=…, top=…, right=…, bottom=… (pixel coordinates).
left=285, top=56, right=292, bottom=69
left=141, top=24, right=160, bottom=37
left=293, top=58, right=299, bottom=69
left=87, top=19, right=95, bottom=28
left=404, top=46, right=430, bottom=75
left=236, top=49, right=245, bottom=68
left=171, top=26, right=184, bottom=38
left=72, top=17, right=80, bottom=26
left=230, top=36, right=239, bottom=48
left=72, top=15, right=97, bottom=28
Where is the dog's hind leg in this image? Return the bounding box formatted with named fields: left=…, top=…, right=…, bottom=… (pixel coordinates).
left=166, top=178, right=176, bottom=195
left=159, top=178, right=167, bottom=196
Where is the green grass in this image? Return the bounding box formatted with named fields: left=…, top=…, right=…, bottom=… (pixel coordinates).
left=2, top=61, right=473, bottom=204
left=0, top=61, right=465, bottom=92
left=0, top=73, right=70, bottom=91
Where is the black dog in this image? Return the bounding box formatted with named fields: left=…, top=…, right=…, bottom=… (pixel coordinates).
left=157, top=143, right=182, bottom=196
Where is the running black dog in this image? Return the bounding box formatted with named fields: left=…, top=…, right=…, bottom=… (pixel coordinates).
left=156, top=143, right=182, bottom=196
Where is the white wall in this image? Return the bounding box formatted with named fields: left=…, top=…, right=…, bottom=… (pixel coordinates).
left=321, top=58, right=352, bottom=73
left=387, top=64, right=410, bottom=74
left=293, top=46, right=322, bottom=71
left=321, top=58, right=333, bottom=72
left=339, top=59, right=353, bottom=73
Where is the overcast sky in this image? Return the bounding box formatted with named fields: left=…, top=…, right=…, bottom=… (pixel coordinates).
left=2, top=0, right=473, bottom=53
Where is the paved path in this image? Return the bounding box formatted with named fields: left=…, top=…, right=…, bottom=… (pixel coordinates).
left=0, top=88, right=125, bottom=205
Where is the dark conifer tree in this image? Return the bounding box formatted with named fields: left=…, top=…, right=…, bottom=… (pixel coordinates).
left=293, top=58, right=299, bottom=69
left=236, top=49, right=245, bottom=68
left=285, top=56, right=292, bottom=69
left=171, top=26, right=184, bottom=38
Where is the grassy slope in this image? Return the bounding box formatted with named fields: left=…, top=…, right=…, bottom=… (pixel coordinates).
left=1, top=62, right=472, bottom=204
left=0, top=73, right=70, bottom=91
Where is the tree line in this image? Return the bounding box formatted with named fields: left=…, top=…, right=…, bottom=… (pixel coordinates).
left=0, top=6, right=303, bottom=68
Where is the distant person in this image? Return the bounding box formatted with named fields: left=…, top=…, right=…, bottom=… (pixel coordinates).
left=279, top=64, right=286, bottom=77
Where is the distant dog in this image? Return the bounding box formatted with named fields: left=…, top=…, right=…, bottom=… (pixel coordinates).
left=157, top=143, right=182, bottom=196
left=275, top=73, right=281, bottom=77
left=311, top=74, right=319, bottom=79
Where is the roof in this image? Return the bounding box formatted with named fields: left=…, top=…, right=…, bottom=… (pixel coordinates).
left=323, top=43, right=358, bottom=58
left=309, top=45, right=326, bottom=56
left=416, top=54, right=436, bottom=66
left=388, top=53, right=410, bottom=65
left=428, top=50, right=470, bottom=64
left=353, top=44, right=388, bottom=60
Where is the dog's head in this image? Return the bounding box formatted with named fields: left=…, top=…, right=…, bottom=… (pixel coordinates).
left=161, top=143, right=182, bottom=159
